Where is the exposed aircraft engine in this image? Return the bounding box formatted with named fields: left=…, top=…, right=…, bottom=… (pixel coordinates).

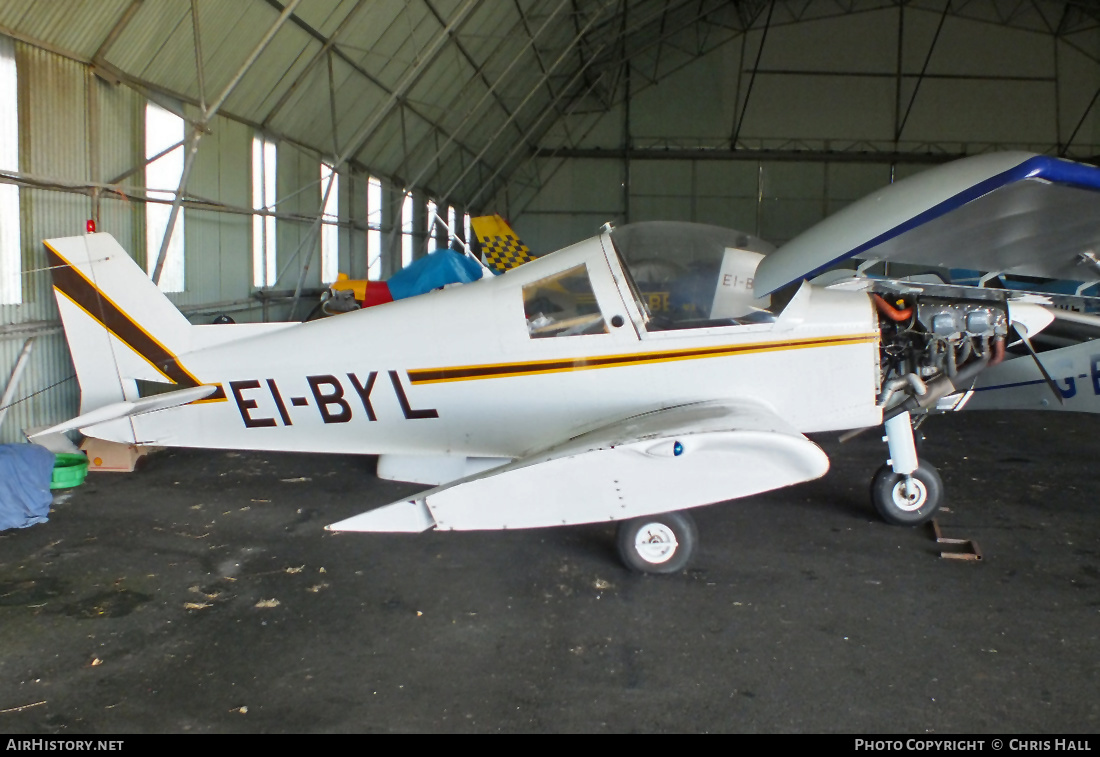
left=875, top=293, right=1009, bottom=418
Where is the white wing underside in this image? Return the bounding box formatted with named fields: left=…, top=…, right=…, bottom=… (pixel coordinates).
left=327, top=399, right=830, bottom=533
left=755, top=152, right=1100, bottom=296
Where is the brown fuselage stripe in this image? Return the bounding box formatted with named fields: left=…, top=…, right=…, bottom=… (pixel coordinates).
left=408, top=333, right=878, bottom=384
left=45, top=243, right=226, bottom=401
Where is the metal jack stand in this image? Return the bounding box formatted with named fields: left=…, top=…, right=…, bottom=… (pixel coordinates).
left=929, top=519, right=982, bottom=561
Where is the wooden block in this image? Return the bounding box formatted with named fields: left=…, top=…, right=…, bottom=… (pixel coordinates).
left=80, top=438, right=162, bottom=473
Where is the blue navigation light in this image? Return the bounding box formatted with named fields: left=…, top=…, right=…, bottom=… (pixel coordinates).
left=673, top=441, right=683, bottom=456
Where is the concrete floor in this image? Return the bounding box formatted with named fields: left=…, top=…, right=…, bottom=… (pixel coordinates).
left=0, top=411, right=1097, bottom=734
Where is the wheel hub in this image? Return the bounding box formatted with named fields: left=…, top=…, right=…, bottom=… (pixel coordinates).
left=890, top=476, right=928, bottom=512
left=634, top=523, right=679, bottom=564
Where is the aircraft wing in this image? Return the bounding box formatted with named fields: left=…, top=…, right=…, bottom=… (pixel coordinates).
left=327, top=399, right=830, bottom=533
left=754, top=152, right=1100, bottom=296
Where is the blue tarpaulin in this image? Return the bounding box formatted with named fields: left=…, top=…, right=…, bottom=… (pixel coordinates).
left=0, top=444, right=55, bottom=530
left=387, top=248, right=485, bottom=301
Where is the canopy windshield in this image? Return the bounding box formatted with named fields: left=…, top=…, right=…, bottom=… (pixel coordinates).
left=609, top=222, right=775, bottom=330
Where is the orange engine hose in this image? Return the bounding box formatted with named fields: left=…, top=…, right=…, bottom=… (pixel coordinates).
left=872, top=293, right=913, bottom=322
left=990, top=336, right=1005, bottom=366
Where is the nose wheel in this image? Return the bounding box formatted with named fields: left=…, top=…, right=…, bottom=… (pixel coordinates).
left=873, top=410, right=943, bottom=525
left=871, top=462, right=943, bottom=525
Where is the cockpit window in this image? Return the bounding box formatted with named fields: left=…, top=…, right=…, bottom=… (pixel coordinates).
left=609, top=221, right=777, bottom=331
left=523, top=264, right=609, bottom=338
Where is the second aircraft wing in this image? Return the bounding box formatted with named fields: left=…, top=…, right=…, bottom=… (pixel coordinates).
left=754, top=152, right=1100, bottom=296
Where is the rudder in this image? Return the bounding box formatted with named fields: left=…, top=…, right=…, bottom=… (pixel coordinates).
left=45, top=233, right=199, bottom=415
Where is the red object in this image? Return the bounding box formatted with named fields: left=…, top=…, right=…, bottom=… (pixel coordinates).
left=990, top=336, right=1006, bottom=366
left=361, top=281, right=394, bottom=308
left=86, top=219, right=96, bottom=233
left=872, top=293, right=913, bottom=322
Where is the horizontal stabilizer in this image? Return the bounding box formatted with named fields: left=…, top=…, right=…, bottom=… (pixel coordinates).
left=30, top=384, right=217, bottom=438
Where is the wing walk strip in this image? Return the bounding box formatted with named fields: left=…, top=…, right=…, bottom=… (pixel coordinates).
left=44, top=242, right=226, bottom=403
left=409, top=333, right=879, bottom=384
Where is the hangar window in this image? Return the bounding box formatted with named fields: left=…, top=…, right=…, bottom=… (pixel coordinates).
left=522, top=264, right=607, bottom=338
left=320, top=162, right=339, bottom=284
left=426, top=199, right=439, bottom=253
left=252, top=133, right=277, bottom=287
left=401, top=191, right=413, bottom=267
left=145, top=102, right=185, bottom=292
left=0, top=35, right=20, bottom=305
left=367, top=176, right=381, bottom=280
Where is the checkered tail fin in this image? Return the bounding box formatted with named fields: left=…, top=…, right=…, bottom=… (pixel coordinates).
left=470, top=214, right=537, bottom=274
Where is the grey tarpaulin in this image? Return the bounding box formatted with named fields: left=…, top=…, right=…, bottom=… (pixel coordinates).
left=0, top=443, right=56, bottom=530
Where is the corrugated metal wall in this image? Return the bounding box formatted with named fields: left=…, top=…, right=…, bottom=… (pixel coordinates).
left=0, top=42, right=354, bottom=442
left=1, top=43, right=90, bottom=443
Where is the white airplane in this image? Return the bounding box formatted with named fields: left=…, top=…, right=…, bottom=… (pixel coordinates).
left=35, top=151, right=1100, bottom=573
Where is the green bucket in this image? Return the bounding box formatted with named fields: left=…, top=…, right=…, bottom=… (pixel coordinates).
left=51, top=453, right=89, bottom=489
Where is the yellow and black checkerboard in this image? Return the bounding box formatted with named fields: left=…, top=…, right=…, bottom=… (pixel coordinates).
left=480, top=233, right=537, bottom=273
left=471, top=214, right=538, bottom=273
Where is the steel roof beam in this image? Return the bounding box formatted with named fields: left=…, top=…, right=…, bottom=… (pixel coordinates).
left=260, top=0, right=494, bottom=195
left=450, top=0, right=704, bottom=200
left=515, top=0, right=560, bottom=103
left=463, top=31, right=616, bottom=207
left=259, top=0, right=371, bottom=128
left=438, top=0, right=614, bottom=204
left=92, top=0, right=145, bottom=64
left=422, top=0, right=526, bottom=142
left=476, top=71, right=613, bottom=213
left=400, top=0, right=570, bottom=202
left=528, top=146, right=967, bottom=162
left=152, top=0, right=303, bottom=284
left=383, top=0, right=545, bottom=195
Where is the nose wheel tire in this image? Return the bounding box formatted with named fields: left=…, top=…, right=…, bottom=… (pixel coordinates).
left=616, top=510, right=697, bottom=574
left=870, top=462, right=943, bottom=526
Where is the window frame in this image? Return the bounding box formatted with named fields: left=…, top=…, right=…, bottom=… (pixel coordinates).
left=252, top=132, right=278, bottom=288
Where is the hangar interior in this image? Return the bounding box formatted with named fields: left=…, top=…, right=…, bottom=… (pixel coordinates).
left=3, top=1, right=1100, bottom=736
left=1, top=0, right=1099, bottom=442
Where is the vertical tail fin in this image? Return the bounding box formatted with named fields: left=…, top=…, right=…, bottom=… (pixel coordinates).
left=470, top=214, right=537, bottom=273
left=45, top=233, right=202, bottom=415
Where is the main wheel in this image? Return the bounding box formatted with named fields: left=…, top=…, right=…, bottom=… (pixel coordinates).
left=616, top=510, right=697, bottom=574
left=870, top=462, right=943, bottom=526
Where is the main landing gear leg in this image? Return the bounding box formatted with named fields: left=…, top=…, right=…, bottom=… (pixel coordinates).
left=871, top=411, right=943, bottom=526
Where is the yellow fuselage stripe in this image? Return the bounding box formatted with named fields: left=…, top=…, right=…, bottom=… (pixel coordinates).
left=409, top=332, right=879, bottom=385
